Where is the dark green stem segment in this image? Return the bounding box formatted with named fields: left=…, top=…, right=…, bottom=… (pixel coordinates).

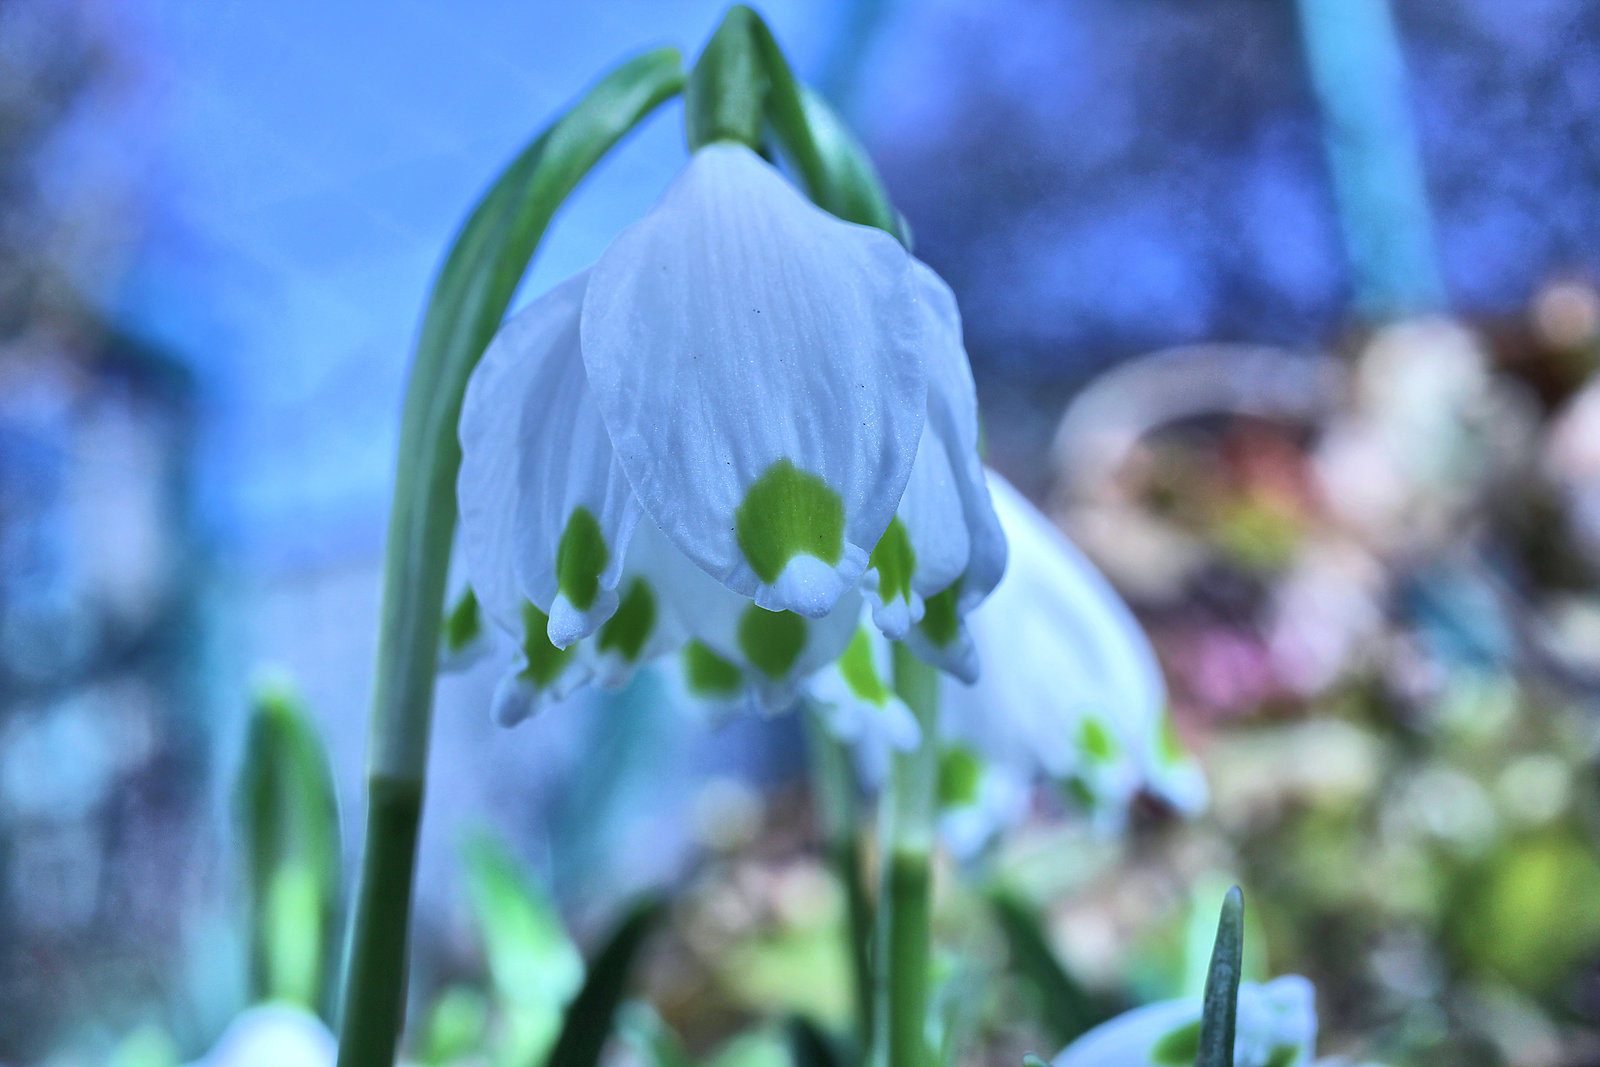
left=1197, top=886, right=1245, bottom=1067
left=879, top=849, right=931, bottom=1067
left=803, top=710, right=875, bottom=1052
left=872, top=645, right=941, bottom=1067
left=335, top=777, right=423, bottom=1067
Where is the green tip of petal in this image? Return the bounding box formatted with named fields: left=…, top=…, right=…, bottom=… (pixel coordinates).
left=1022, top=1056, right=1050, bottom=1067
left=1078, top=716, right=1118, bottom=763
left=1151, top=1019, right=1202, bottom=1067
left=444, top=588, right=482, bottom=654
left=737, top=604, right=807, bottom=679
left=938, top=745, right=983, bottom=808
left=597, top=579, right=656, bottom=662
left=684, top=640, right=743, bottom=697
left=836, top=627, right=890, bottom=704
left=736, top=459, right=845, bottom=585
left=917, top=583, right=962, bottom=648
left=519, top=603, right=576, bottom=689
left=869, top=516, right=916, bottom=606
left=556, top=507, right=609, bottom=611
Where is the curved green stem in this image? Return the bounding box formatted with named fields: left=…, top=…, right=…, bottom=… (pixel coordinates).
left=871, top=645, right=940, bottom=1067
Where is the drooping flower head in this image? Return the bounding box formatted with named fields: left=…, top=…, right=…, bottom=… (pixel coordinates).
left=457, top=142, right=1005, bottom=723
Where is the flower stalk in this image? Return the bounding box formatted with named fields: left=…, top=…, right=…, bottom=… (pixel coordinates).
left=872, top=643, right=941, bottom=1067
left=803, top=707, right=876, bottom=1051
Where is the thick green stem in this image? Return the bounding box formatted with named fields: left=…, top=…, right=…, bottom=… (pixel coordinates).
left=335, top=777, right=422, bottom=1067
left=871, top=645, right=940, bottom=1067
left=803, top=708, right=875, bottom=1052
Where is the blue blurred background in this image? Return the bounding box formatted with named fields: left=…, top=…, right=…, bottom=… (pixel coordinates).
left=5, top=0, right=1600, bottom=1062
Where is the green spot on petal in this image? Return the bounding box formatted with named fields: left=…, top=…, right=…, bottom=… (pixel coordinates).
left=444, top=588, right=482, bottom=654
left=938, top=746, right=982, bottom=808
left=869, top=517, right=916, bottom=606
left=918, top=583, right=961, bottom=648
left=1151, top=1019, right=1201, bottom=1067
left=519, top=603, right=575, bottom=689
left=735, top=459, right=844, bottom=584
left=684, top=640, right=742, bottom=697
left=1079, top=716, right=1118, bottom=762
left=1264, top=1043, right=1300, bottom=1067
left=836, top=628, right=889, bottom=704
left=737, top=605, right=807, bottom=680
left=1158, top=714, right=1186, bottom=765
left=556, top=507, right=609, bottom=611
left=597, top=579, right=655, bottom=662
left=1062, top=774, right=1096, bottom=811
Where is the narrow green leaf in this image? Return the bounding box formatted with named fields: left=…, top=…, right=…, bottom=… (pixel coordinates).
left=544, top=897, right=668, bottom=1067
left=988, top=890, right=1109, bottom=1046
left=234, top=684, right=342, bottom=1014
left=1197, top=888, right=1245, bottom=1067
left=685, top=6, right=768, bottom=150
left=745, top=13, right=901, bottom=241
left=785, top=1016, right=843, bottom=1067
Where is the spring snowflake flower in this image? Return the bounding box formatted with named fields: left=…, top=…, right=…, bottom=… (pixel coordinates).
left=457, top=142, right=1003, bottom=723
left=812, top=472, right=1205, bottom=853
left=1052, top=975, right=1317, bottom=1067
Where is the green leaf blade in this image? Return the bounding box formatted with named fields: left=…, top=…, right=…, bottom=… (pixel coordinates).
left=1197, top=888, right=1245, bottom=1067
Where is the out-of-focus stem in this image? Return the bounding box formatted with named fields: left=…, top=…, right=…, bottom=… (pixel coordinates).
left=804, top=708, right=875, bottom=1052
left=871, top=645, right=940, bottom=1067
left=1295, top=0, right=1445, bottom=319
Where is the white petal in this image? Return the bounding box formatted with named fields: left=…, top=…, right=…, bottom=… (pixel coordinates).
left=1052, top=977, right=1318, bottom=1067
left=458, top=270, right=640, bottom=649
left=581, top=143, right=928, bottom=618
left=883, top=264, right=1007, bottom=656
left=188, top=1005, right=334, bottom=1067
left=808, top=623, right=921, bottom=757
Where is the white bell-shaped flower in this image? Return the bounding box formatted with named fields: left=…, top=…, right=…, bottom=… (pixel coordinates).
left=1051, top=975, right=1318, bottom=1067
left=457, top=142, right=1005, bottom=722
left=945, top=474, right=1206, bottom=833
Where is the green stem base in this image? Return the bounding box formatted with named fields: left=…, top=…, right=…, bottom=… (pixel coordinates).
left=335, top=776, right=423, bottom=1067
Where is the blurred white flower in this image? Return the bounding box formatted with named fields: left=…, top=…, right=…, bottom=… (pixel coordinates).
left=1052, top=975, right=1317, bottom=1067
left=183, top=1006, right=335, bottom=1067
left=456, top=143, right=1004, bottom=724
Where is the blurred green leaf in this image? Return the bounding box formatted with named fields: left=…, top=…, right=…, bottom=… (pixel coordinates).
left=545, top=897, right=667, bottom=1067
left=234, top=683, right=341, bottom=1013
left=988, top=889, right=1108, bottom=1046
left=419, top=985, right=490, bottom=1066
left=462, top=833, right=582, bottom=1067
left=1197, top=888, right=1244, bottom=1067
left=109, top=1024, right=179, bottom=1067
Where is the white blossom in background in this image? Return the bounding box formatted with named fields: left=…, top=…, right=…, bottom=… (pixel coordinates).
left=815, top=471, right=1206, bottom=854
left=182, top=1006, right=335, bottom=1067
left=456, top=142, right=1004, bottom=725
left=1052, top=975, right=1318, bottom=1067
